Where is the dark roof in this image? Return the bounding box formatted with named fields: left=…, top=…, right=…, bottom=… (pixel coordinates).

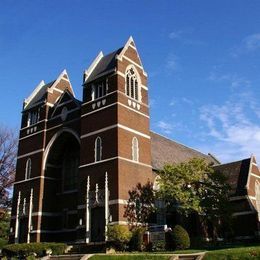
left=25, top=81, right=55, bottom=110
left=150, top=131, right=217, bottom=170
left=86, top=48, right=123, bottom=83
left=214, top=158, right=251, bottom=196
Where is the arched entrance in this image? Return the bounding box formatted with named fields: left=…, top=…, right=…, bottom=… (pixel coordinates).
left=41, top=129, right=80, bottom=242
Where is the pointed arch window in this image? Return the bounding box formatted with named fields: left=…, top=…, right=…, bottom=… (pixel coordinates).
left=132, top=137, right=139, bottom=162
left=95, top=137, right=102, bottom=162
left=25, top=158, right=32, bottom=180
left=126, top=67, right=139, bottom=101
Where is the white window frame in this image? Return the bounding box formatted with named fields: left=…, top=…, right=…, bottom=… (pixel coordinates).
left=95, top=137, right=102, bottom=162
left=125, top=66, right=141, bottom=102
left=132, top=137, right=139, bottom=162
left=91, top=81, right=106, bottom=101
left=25, top=158, right=32, bottom=180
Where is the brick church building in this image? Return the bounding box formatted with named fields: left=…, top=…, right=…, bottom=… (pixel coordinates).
left=10, top=37, right=260, bottom=244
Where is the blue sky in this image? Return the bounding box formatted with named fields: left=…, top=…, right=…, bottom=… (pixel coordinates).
left=1, top=0, right=260, bottom=163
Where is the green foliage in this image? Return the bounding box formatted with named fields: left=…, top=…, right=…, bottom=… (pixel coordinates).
left=157, top=158, right=231, bottom=239
left=124, top=181, right=155, bottom=226
left=2, top=242, right=67, bottom=257
left=129, top=227, right=146, bottom=251
left=171, top=225, right=190, bottom=250
left=0, top=211, right=10, bottom=248
left=107, top=225, right=132, bottom=251
left=150, top=240, right=166, bottom=252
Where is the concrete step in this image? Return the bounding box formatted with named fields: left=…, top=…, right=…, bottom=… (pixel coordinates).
left=50, top=254, right=85, bottom=260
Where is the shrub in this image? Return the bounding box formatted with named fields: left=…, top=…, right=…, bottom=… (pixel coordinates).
left=2, top=242, right=67, bottom=257
left=107, top=224, right=132, bottom=251
left=129, top=227, right=146, bottom=251
left=171, top=225, right=190, bottom=250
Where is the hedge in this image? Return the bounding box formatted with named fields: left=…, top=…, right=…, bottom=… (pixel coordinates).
left=2, top=242, right=67, bottom=257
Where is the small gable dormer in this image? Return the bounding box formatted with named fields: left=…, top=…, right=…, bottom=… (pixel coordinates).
left=49, top=90, right=81, bottom=122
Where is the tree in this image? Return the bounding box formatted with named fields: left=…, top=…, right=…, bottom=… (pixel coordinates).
left=0, top=126, right=17, bottom=210
left=124, top=181, right=156, bottom=227
left=157, top=158, right=231, bottom=239
left=0, top=210, right=10, bottom=248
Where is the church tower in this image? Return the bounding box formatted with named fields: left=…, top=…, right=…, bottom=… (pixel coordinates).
left=78, top=36, right=153, bottom=241
left=10, top=37, right=154, bottom=244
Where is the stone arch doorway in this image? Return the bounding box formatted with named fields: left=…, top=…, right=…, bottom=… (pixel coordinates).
left=41, top=129, right=80, bottom=242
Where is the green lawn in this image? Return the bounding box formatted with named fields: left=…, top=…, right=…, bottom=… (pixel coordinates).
left=204, top=246, right=260, bottom=259
left=90, top=246, right=260, bottom=260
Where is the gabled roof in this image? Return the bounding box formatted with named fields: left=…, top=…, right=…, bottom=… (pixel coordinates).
left=24, top=80, right=55, bottom=110
left=83, top=36, right=145, bottom=84
left=214, top=158, right=251, bottom=196
left=150, top=131, right=218, bottom=170
left=50, top=90, right=81, bottom=118
left=23, top=70, right=73, bottom=110
left=84, top=48, right=123, bottom=83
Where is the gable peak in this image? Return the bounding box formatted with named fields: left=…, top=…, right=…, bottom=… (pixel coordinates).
left=50, top=69, right=75, bottom=97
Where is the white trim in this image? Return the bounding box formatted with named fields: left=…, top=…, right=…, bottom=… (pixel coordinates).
left=42, top=128, right=80, bottom=171
left=46, top=102, right=54, bottom=107
left=79, top=157, right=117, bottom=168
left=17, top=149, right=44, bottom=159
left=129, top=43, right=136, bottom=50
left=80, top=123, right=150, bottom=139
left=56, top=99, right=73, bottom=108
left=229, top=196, right=247, bottom=201
left=118, top=102, right=150, bottom=118
left=109, top=199, right=128, bottom=205
left=30, top=229, right=76, bottom=234
left=19, top=130, right=45, bottom=141
left=24, top=80, right=45, bottom=109
left=50, top=107, right=80, bottom=121
left=81, top=125, right=117, bottom=139
left=20, top=119, right=47, bottom=131
left=246, top=156, right=254, bottom=189
left=31, top=212, right=62, bottom=217
left=49, top=69, right=75, bottom=97
left=82, top=90, right=117, bottom=106
left=122, top=55, right=147, bottom=76
left=81, top=102, right=117, bottom=117
left=251, top=172, right=260, bottom=179
left=84, top=51, right=104, bottom=83
left=77, top=199, right=128, bottom=210
left=81, top=101, right=149, bottom=119
left=94, top=136, right=102, bottom=162
left=252, top=162, right=258, bottom=167
left=249, top=195, right=256, bottom=200
left=79, top=156, right=152, bottom=169
left=110, top=221, right=128, bottom=225
left=117, top=36, right=134, bottom=60
left=119, top=156, right=152, bottom=168
left=118, top=124, right=150, bottom=139
left=232, top=211, right=255, bottom=216
left=53, top=87, right=64, bottom=94
left=19, top=118, right=80, bottom=141
left=13, top=176, right=57, bottom=185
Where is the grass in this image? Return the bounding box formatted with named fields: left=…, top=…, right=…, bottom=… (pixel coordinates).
left=204, top=245, right=260, bottom=259
left=89, top=246, right=260, bottom=260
